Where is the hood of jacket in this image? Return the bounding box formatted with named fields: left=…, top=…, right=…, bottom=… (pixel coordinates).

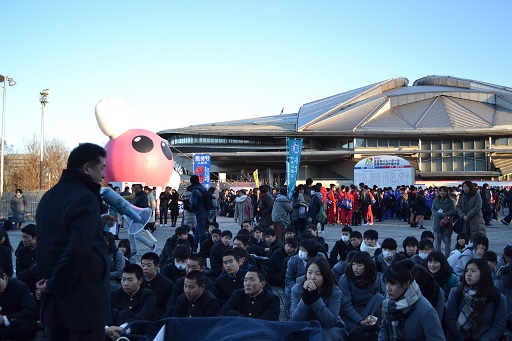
left=275, top=193, right=290, bottom=202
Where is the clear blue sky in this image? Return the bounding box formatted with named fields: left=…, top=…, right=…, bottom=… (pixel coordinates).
left=2, top=1, right=511, bottom=150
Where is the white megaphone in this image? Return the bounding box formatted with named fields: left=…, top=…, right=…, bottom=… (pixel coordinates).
left=100, top=187, right=152, bottom=235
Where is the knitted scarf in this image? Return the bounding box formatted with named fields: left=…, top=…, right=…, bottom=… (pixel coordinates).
left=382, top=280, right=421, bottom=341
left=456, top=286, right=487, bottom=336
left=353, top=276, right=374, bottom=289
left=360, top=241, right=381, bottom=257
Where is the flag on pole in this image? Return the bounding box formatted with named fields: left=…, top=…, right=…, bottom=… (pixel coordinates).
left=286, top=138, right=302, bottom=199
left=253, top=169, right=259, bottom=188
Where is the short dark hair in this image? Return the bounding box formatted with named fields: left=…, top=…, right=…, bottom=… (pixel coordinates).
left=264, top=228, right=276, bottom=237
left=285, top=226, right=295, bottom=233
left=190, top=175, right=200, bottom=185
left=67, top=143, right=106, bottom=170
left=483, top=250, right=497, bottom=263
left=222, top=249, right=240, bottom=261
left=341, top=225, right=353, bottom=234
left=186, top=270, right=205, bottom=286
left=402, top=236, right=419, bottom=250
left=141, top=252, right=160, bottom=266
left=234, top=234, right=249, bottom=246
left=381, top=238, right=397, bottom=250
left=188, top=254, right=206, bottom=267
left=209, top=221, right=219, bottom=229
left=473, top=233, right=489, bottom=249
left=418, top=239, right=434, bottom=250
left=363, top=229, right=378, bottom=240
left=350, top=231, right=362, bottom=239
left=299, top=239, right=318, bottom=258
left=420, top=230, right=435, bottom=241
left=175, top=226, right=188, bottom=236
left=232, top=247, right=248, bottom=262
left=211, top=228, right=222, bottom=236
left=285, top=237, right=298, bottom=248
left=173, top=245, right=191, bottom=260
left=123, top=263, right=144, bottom=280
left=383, top=259, right=414, bottom=287
left=247, top=266, right=266, bottom=282
left=221, top=230, right=233, bottom=238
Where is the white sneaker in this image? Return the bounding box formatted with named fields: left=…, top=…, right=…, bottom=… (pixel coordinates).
left=369, top=222, right=373, bottom=226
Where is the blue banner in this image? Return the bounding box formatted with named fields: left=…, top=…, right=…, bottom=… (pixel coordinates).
left=286, top=138, right=302, bottom=199
left=193, top=153, right=211, bottom=189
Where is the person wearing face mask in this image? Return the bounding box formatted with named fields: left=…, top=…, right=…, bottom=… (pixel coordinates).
left=339, top=251, right=384, bottom=335
left=290, top=257, right=347, bottom=340
left=445, top=259, right=506, bottom=341
left=427, top=251, right=460, bottom=303
left=285, top=239, right=319, bottom=311
left=454, top=233, right=489, bottom=278
left=329, top=226, right=354, bottom=267
left=373, top=238, right=406, bottom=274
left=379, top=260, right=445, bottom=340
left=160, top=245, right=190, bottom=282
left=410, top=239, right=434, bottom=268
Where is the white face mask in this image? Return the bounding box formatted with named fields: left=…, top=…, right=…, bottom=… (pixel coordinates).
left=382, top=250, right=394, bottom=259
left=298, top=250, right=308, bottom=260
left=341, top=235, right=350, bottom=243
left=175, top=261, right=186, bottom=270
left=418, top=252, right=429, bottom=260
left=311, top=190, right=315, bottom=195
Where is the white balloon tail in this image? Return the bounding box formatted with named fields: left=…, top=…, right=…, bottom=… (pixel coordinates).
left=95, top=97, right=133, bottom=139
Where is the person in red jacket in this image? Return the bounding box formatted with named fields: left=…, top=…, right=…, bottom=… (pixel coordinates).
left=326, top=184, right=337, bottom=225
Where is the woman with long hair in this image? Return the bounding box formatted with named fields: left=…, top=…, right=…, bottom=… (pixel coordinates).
left=118, top=238, right=135, bottom=264
left=290, top=257, right=346, bottom=340
left=339, top=251, right=384, bottom=334
left=0, top=228, right=13, bottom=251
left=107, top=232, right=125, bottom=290
left=379, top=260, right=445, bottom=340
left=445, top=258, right=506, bottom=340
left=456, top=181, right=486, bottom=240
left=432, top=186, right=456, bottom=256
left=427, top=251, right=461, bottom=302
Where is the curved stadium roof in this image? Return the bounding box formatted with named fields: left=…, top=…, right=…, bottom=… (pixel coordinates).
left=158, top=75, right=512, bottom=137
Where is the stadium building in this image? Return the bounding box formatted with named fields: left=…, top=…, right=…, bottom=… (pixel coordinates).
left=158, top=75, right=512, bottom=186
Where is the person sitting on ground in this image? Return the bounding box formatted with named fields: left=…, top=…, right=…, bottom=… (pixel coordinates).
left=140, top=252, right=173, bottom=320
left=218, top=267, right=280, bottom=320
left=15, top=224, right=37, bottom=276
left=329, top=225, right=353, bottom=267
left=106, top=264, right=156, bottom=340
left=160, top=226, right=194, bottom=266
left=232, top=234, right=257, bottom=267
left=454, top=233, right=489, bottom=278
left=495, top=245, right=512, bottom=341
left=420, top=230, right=435, bottom=243
left=339, top=251, right=385, bottom=335
left=332, top=250, right=357, bottom=283
left=398, top=236, right=418, bottom=259
left=285, top=238, right=319, bottom=311
left=167, top=254, right=216, bottom=310
left=264, top=228, right=286, bottom=286
left=409, top=262, right=445, bottom=321
left=118, top=238, right=135, bottom=264
left=160, top=245, right=190, bottom=282
left=199, top=227, right=221, bottom=259
left=247, top=226, right=269, bottom=257
left=378, top=259, right=445, bottom=340
left=410, top=238, right=434, bottom=268
left=215, top=250, right=247, bottom=306
left=373, top=238, right=406, bottom=274
left=447, top=232, right=469, bottom=268
left=172, top=270, right=220, bottom=318
left=427, top=251, right=461, bottom=303
left=210, top=230, right=232, bottom=277
left=483, top=250, right=498, bottom=281
left=349, top=231, right=362, bottom=253
left=445, top=258, right=507, bottom=341
left=0, top=267, right=38, bottom=341
left=290, top=257, right=347, bottom=340
left=359, top=229, right=380, bottom=258
left=284, top=226, right=300, bottom=245
left=0, top=243, right=13, bottom=278
left=106, top=232, right=125, bottom=290
left=305, top=224, right=328, bottom=255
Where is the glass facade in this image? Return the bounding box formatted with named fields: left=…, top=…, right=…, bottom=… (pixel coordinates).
left=420, top=139, right=488, bottom=172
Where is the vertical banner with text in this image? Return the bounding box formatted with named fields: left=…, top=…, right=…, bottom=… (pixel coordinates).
left=286, top=138, right=302, bottom=199
left=253, top=169, right=259, bottom=188
left=193, top=153, right=211, bottom=189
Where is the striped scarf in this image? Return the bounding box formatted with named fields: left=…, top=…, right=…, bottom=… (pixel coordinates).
left=382, top=280, right=421, bottom=341
left=456, top=286, right=487, bottom=336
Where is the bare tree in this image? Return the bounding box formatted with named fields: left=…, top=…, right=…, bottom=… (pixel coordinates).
left=5, top=134, right=69, bottom=191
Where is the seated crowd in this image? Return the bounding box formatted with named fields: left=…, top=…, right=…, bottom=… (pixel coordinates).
left=3, top=184, right=512, bottom=341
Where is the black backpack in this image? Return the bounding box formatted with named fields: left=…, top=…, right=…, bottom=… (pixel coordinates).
left=197, top=188, right=213, bottom=211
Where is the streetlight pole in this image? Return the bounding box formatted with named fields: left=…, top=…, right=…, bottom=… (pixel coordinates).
left=0, top=75, right=16, bottom=196
left=39, top=89, right=49, bottom=190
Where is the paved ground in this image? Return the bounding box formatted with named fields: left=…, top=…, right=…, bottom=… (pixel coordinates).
left=6, top=212, right=512, bottom=339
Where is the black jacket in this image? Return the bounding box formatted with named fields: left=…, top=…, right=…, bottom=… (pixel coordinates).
left=36, top=169, right=111, bottom=329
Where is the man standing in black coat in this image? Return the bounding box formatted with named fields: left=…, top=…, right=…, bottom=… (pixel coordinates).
left=36, top=143, right=112, bottom=341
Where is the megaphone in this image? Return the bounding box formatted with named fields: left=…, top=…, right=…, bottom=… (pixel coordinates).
left=100, top=187, right=152, bottom=235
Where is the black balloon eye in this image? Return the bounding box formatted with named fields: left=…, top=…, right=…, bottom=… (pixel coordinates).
left=161, top=141, right=173, bottom=160
left=132, top=136, right=154, bottom=153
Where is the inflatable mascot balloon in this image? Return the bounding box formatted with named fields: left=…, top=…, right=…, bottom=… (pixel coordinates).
left=95, top=97, right=180, bottom=187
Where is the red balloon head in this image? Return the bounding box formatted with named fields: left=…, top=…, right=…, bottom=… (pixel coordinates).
left=104, top=128, right=174, bottom=186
